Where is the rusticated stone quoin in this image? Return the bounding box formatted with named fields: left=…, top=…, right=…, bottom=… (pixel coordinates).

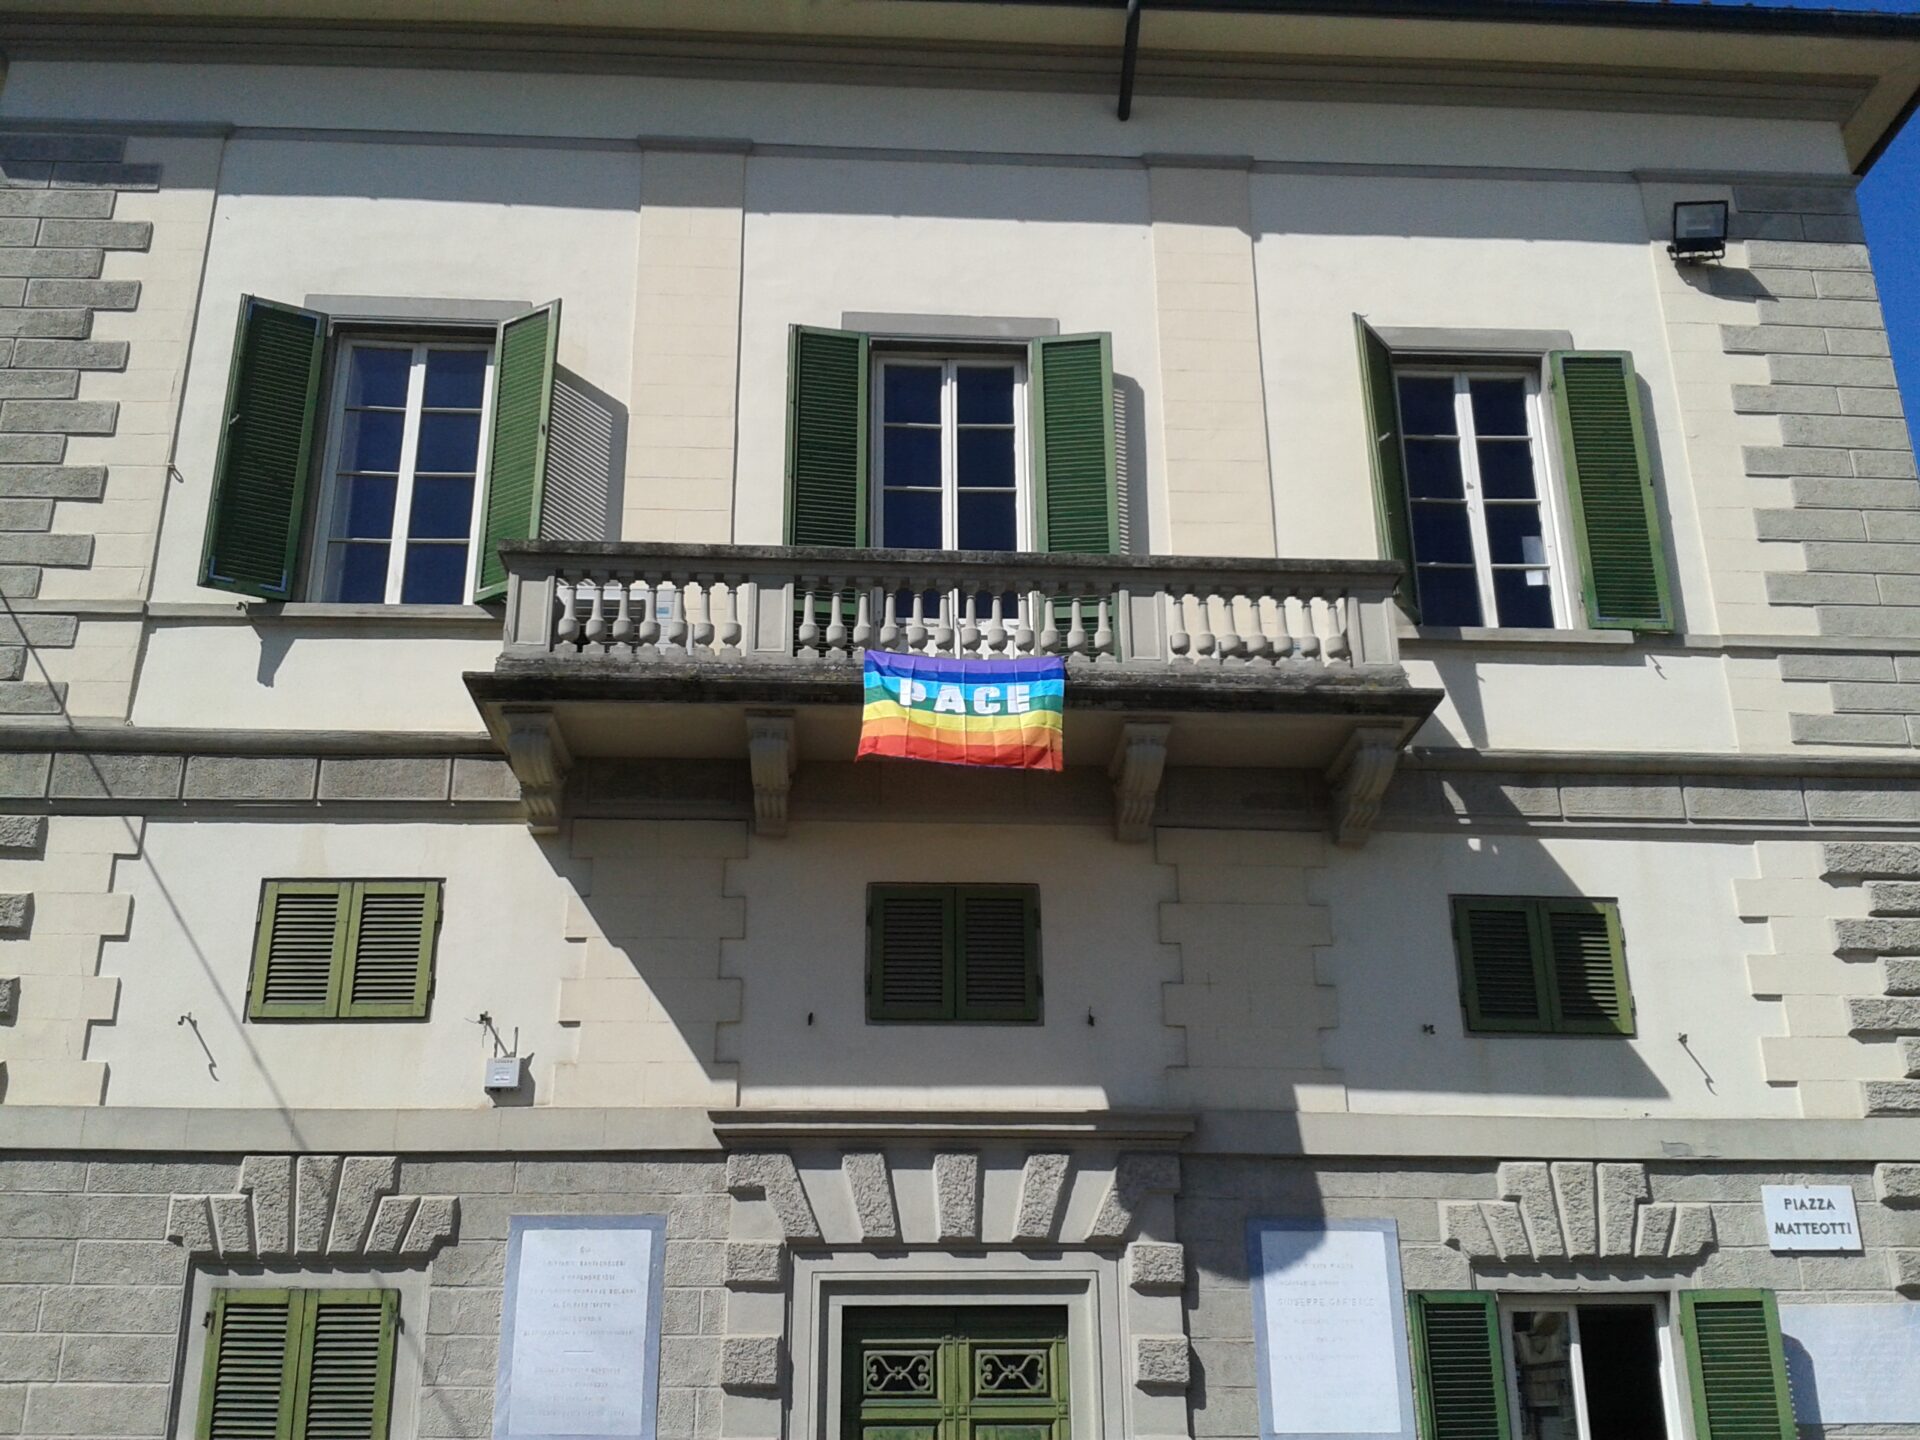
left=166, top=1154, right=456, bottom=1260
left=1440, top=1162, right=1714, bottom=1267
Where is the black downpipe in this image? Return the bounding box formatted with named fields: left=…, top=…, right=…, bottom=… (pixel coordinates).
left=1117, top=0, right=1143, bottom=121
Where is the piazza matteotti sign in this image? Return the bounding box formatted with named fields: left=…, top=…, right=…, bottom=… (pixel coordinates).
left=1761, top=1185, right=1863, bottom=1253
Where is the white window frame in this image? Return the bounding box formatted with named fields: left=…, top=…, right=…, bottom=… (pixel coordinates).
left=870, top=351, right=1031, bottom=552
left=1497, top=1293, right=1690, bottom=1440
left=1395, top=364, right=1574, bottom=630
left=310, top=335, right=496, bottom=604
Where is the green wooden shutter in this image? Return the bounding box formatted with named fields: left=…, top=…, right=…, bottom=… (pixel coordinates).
left=475, top=300, right=561, bottom=601
left=1679, top=1291, right=1796, bottom=1440
left=786, top=325, right=870, bottom=547
left=1542, top=898, right=1633, bottom=1036
left=292, top=1291, right=399, bottom=1440
left=339, top=881, right=440, bottom=1019
left=955, top=885, right=1041, bottom=1022
left=1356, top=317, right=1415, bottom=617
left=248, top=882, right=350, bottom=1021
left=1408, top=1292, right=1511, bottom=1440
left=197, top=1290, right=301, bottom=1440
left=1032, top=333, right=1118, bottom=554
left=1452, top=897, right=1550, bottom=1033
left=200, top=297, right=327, bottom=600
left=867, top=885, right=955, bottom=1021
left=1549, top=351, right=1673, bottom=633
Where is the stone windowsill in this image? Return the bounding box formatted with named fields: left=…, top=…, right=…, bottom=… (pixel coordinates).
left=146, top=601, right=501, bottom=627
left=1401, top=623, right=1637, bottom=649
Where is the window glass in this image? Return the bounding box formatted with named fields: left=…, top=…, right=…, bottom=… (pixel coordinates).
left=1396, top=368, right=1561, bottom=629
left=320, top=340, right=492, bottom=604
left=1507, top=1304, right=1669, bottom=1440
left=875, top=356, right=1025, bottom=553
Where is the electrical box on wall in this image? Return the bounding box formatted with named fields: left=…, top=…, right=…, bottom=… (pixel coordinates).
left=484, top=1056, right=523, bottom=1090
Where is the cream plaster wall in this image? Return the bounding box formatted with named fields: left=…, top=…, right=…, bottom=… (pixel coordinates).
left=93, top=820, right=578, bottom=1108
left=1320, top=832, right=1798, bottom=1119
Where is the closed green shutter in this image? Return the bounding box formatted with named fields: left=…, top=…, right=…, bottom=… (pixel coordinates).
left=198, top=1291, right=398, bottom=1440
left=198, top=1291, right=301, bottom=1440
left=1549, top=351, right=1673, bottom=633
left=1542, top=899, right=1633, bottom=1036
left=475, top=301, right=561, bottom=601
left=1031, top=333, right=1118, bottom=554
left=868, top=885, right=954, bottom=1021
left=1356, top=318, right=1415, bottom=616
left=955, top=886, right=1042, bottom=1022
left=1409, top=1292, right=1511, bottom=1440
left=200, top=297, right=327, bottom=600
left=1679, top=1291, right=1796, bottom=1440
left=250, top=881, right=439, bottom=1021
left=786, top=325, right=870, bottom=547
left=1452, top=897, right=1550, bottom=1033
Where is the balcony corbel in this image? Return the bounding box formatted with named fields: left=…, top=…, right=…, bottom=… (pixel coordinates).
left=1110, top=720, right=1171, bottom=843
left=501, top=707, right=572, bottom=834
left=747, top=711, right=797, bottom=837
left=1327, top=724, right=1407, bottom=848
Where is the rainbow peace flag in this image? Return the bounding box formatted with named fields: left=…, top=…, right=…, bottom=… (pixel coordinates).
left=857, top=652, right=1065, bottom=770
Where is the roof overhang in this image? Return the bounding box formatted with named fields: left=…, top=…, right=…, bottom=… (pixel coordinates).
left=3, top=0, right=1918, bottom=172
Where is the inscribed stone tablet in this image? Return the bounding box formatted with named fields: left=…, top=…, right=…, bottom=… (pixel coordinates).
left=1247, top=1218, right=1416, bottom=1440
left=1781, top=1304, right=1920, bottom=1424
left=495, top=1216, right=666, bottom=1440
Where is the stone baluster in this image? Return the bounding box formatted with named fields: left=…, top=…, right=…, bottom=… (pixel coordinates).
left=1036, top=590, right=1060, bottom=655
left=906, top=588, right=928, bottom=655
left=717, top=579, right=743, bottom=658
left=555, top=574, right=580, bottom=650
left=878, top=589, right=901, bottom=652
left=933, top=593, right=956, bottom=656
left=824, top=579, right=848, bottom=657
left=634, top=579, right=660, bottom=658
left=1192, top=591, right=1216, bottom=664
left=609, top=575, right=635, bottom=654
left=1065, top=596, right=1088, bottom=662
left=796, top=587, right=819, bottom=656
left=1269, top=588, right=1296, bottom=663
left=986, top=590, right=1008, bottom=655
left=1324, top=592, right=1351, bottom=662
left=1293, top=590, right=1321, bottom=661
left=1013, top=588, right=1036, bottom=656
left=664, top=583, right=689, bottom=655
left=853, top=588, right=874, bottom=652
left=960, top=590, right=981, bottom=656
left=1093, top=595, right=1115, bottom=661
left=1167, top=589, right=1191, bottom=662
left=1240, top=589, right=1272, bottom=665
left=689, top=579, right=714, bottom=655
left=583, top=575, right=608, bottom=650
left=1212, top=590, right=1242, bottom=664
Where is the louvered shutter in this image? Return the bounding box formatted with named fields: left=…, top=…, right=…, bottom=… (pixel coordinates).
left=249, top=883, right=350, bottom=1020
left=1409, top=1292, right=1511, bottom=1440
left=1032, top=333, right=1118, bottom=554
left=198, top=1291, right=301, bottom=1440
left=292, top=1291, right=398, bottom=1440
left=200, top=297, right=327, bottom=600
left=786, top=325, right=870, bottom=547
left=1542, top=899, right=1633, bottom=1035
left=1679, top=1291, right=1796, bottom=1440
left=1452, top=898, right=1550, bottom=1033
left=867, top=885, right=955, bottom=1021
left=475, top=301, right=561, bottom=601
left=1356, top=318, right=1416, bottom=616
left=339, top=881, right=440, bottom=1019
left=955, top=886, right=1040, bottom=1022
left=1549, top=351, right=1673, bottom=633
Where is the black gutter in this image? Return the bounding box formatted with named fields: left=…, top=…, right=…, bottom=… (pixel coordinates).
left=1116, top=0, right=1143, bottom=120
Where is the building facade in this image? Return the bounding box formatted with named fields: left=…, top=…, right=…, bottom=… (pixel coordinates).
left=0, top=2, right=1919, bottom=1438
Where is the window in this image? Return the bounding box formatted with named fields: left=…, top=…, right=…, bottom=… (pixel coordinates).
left=315, top=340, right=494, bottom=604
left=196, top=1289, right=398, bottom=1440
left=1451, top=896, right=1633, bottom=1036
left=866, top=883, right=1041, bottom=1023
left=248, top=880, right=442, bottom=1021
left=874, top=356, right=1026, bottom=551
left=1396, top=369, right=1562, bottom=629
left=200, top=296, right=559, bottom=604
left=843, top=1307, right=1069, bottom=1440
left=1408, top=1291, right=1796, bottom=1440
left=1355, top=324, right=1673, bottom=634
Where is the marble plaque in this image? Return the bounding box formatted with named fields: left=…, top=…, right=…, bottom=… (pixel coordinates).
left=1762, top=1185, right=1863, bottom=1252
left=495, top=1216, right=666, bottom=1440
left=1782, top=1304, right=1920, bottom=1424
left=1247, top=1218, right=1416, bottom=1440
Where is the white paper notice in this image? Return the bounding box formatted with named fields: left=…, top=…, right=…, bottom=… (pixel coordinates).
left=504, top=1225, right=656, bottom=1439
left=1258, top=1227, right=1404, bottom=1435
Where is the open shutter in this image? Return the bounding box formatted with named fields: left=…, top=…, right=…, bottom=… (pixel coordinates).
left=955, top=886, right=1040, bottom=1022
left=1549, top=351, right=1673, bottom=633
left=200, top=297, right=327, bottom=600
left=1678, top=1291, right=1796, bottom=1440
left=867, top=885, right=954, bottom=1021
left=786, top=325, right=870, bottom=547
left=475, top=301, right=561, bottom=601
left=198, top=1290, right=301, bottom=1440
left=291, top=1291, right=399, bottom=1440
left=1452, top=897, right=1550, bottom=1033
left=1356, top=318, right=1416, bottom=617
left=339, top=881, right=440, bottom=1019
left=1541, top=899, right=1633, bottom=1036
left=1409, top=1292, right=1511, bottom=1440
left=1032, top=333, right=1118, bottom=554
left=249, top=882, right=350, bottom=1020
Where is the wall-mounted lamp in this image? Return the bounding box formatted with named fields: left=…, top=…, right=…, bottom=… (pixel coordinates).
left=1667, top=200, right=1729, bottom=263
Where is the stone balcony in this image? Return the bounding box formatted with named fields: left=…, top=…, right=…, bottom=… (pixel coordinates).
left=464, top=542, right=1440, bottom=843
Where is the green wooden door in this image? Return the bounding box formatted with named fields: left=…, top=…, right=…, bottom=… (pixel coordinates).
left=843, top=1307, right=1069, bottom=1440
